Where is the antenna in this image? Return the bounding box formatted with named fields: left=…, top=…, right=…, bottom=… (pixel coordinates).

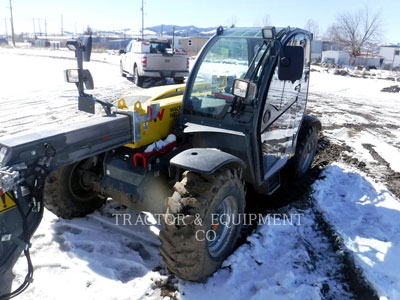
left=61, top=15, right=63, bottom=36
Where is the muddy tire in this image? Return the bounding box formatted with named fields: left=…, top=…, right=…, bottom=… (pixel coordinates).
left=44, top=159, right=105, bottom=219
left=173, top=77, right=185, bottom=84
left=120, top=62, right=126, bottom=77
left=133, top=66, right=143, bottom=87
left=291, top=124, right=318, bottom=178
left=159, top=167, right=245, bottom=282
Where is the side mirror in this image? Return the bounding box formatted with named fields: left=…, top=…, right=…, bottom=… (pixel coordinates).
left=278, top=46, right=304, bottom=81
left=82, top=36, right=92, bottom=62
left=119, top=49, right=126, bottom=55
left=232, top=79, right=257, bottom=101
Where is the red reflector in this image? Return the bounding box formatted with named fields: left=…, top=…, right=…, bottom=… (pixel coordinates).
left=0, top=189, right=3, bottom=196
left=142, top=42, right=149, bottom=46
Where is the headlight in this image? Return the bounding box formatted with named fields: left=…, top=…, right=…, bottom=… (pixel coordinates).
left=64, top=69, right=80, bottom=83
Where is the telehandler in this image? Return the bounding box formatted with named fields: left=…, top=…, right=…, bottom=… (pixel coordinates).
left=0, top=26, right=320, bottom=298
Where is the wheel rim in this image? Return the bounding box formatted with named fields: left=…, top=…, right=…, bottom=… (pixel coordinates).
left=208, top=196, right=237, bottom=258
left=68, top=162, right=97, bottom=202
left=301, top=139, right=315, bottom=173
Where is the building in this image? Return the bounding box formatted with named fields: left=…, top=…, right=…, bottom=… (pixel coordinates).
left=379, top=45, right=400, bottom=70
left=311, top=40, right=323, bottom=61
left=180, top=37, right=209, bottom=56
left=354, top=55, right=382, bottom=69
left=321, top=50, right=350, bottom=66
left=311, top=40, right=345, bottom=62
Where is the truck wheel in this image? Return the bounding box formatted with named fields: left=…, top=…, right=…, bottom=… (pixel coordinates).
left=173, top=77, right=185, bottom=84
left=159, top=167, right=245, bottom=282
left=134, top=66, right=143, bottom=87
left=44, top=159, right=105, bottom=219
left=291, top=124, right=318, bottom=178
left=120, top=62, right=126, bottom=77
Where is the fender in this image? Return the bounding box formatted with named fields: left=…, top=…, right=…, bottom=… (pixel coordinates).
left=302, top=114, right=322, bottom=132
left=170, top=148, right=246, bottom=174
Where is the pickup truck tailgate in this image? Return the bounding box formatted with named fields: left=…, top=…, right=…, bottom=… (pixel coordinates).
left=145, top=54, right=187, bottom=72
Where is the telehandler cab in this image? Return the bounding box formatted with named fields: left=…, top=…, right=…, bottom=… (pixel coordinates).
left=0, top=26, right=320, bottom=297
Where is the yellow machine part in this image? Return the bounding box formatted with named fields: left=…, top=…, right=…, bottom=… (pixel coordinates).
left=122, top=86, right=185, bottom=149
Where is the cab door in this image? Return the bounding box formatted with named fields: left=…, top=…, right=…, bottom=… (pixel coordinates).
left=121, top=41, right=132, bottom=73
left=260, top=33, right=310, bottom=180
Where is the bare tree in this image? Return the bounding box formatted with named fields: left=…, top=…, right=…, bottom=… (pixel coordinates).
left=84, top=25, right=93, bottom=36
left=227, top=16, right=238, bottom=28
left=253, top=15, right=271, bottom=27
left=329, top=6, right=383, bottom=60
left=262, top=14, right=271, bottom=26
left=305, top=19, right=320, bottom=39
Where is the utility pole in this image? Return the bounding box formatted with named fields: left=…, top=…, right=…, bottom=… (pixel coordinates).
left=4, top=18, right=8, bottom=39
left=61, top=15, right=63, bottom=36
left=44, top=19, right=47, bottom=41
left=32, top=18, right=36, bottom=38
left=141, top=0, right=144, bottom=40
left=38, top=18, right=41, bottom=36
left=9, top=0, right=15, bottom=46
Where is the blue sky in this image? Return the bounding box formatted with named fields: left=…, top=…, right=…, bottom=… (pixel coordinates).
left=0, top=0, right=399, bottom=43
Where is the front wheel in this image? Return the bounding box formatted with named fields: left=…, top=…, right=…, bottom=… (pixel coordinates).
left=159, top=167, right=245, bottom=281
left=44, top=158, right=105, bottom=219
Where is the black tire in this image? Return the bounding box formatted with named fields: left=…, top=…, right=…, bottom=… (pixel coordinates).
left=133, top=66, right=143, bottom=87
left=173, top=77, right=185, bottom=84
left=159, top=167, right=245, bottom=282
left=291, top=124, right=318, bottom=178
left=44, top=159, right=105, bottom=219
left=120, top=62, right=126, bottom=77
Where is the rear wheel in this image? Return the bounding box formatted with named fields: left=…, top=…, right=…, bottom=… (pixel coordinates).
left=159, top=167, right=245, bottom=281
left=133, top=66, right=143, bottom=87
left=44, top=158, right=105, bottom=219
left=291, top=124, right=318, bottom=178
left=120, top=62, right=126, bottom=77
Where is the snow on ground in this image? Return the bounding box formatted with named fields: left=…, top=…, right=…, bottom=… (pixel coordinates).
left=1, top=48, right=400, bottom=299
left=307, top=68, right=400, bottom=175
left=16, top=204, right=165, bottom=300
left=313, top=164, right=400, bottom=299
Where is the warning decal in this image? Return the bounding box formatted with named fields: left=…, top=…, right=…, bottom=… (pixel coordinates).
left=0, top=193, right=17, bottom=214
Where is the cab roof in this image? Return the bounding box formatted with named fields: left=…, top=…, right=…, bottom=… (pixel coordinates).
left=222, top=27, right=285, bottom=38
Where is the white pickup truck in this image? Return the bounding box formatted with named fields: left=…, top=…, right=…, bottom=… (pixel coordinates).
left=120, top=40, right=189, bottom=87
